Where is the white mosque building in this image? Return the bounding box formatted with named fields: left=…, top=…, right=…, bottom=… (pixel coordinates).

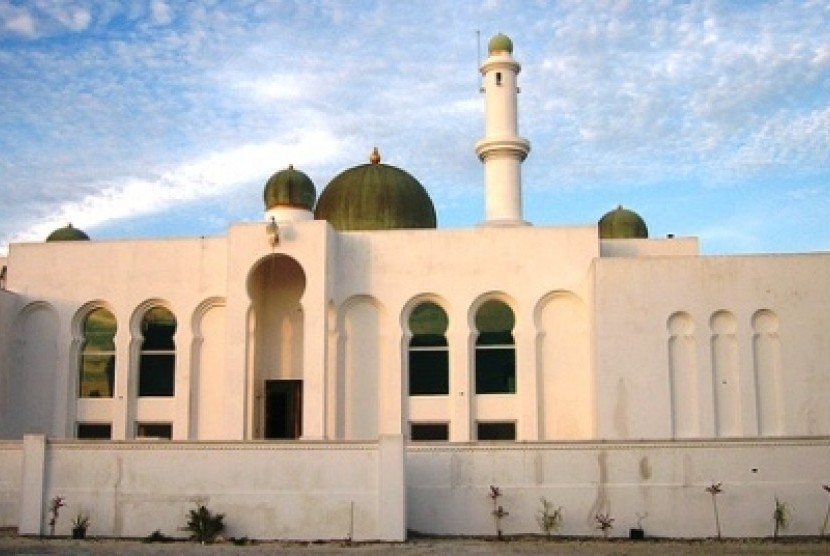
left=0, top=34, right=828, bottom=541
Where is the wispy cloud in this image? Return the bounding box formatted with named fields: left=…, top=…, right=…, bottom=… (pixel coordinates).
left=8, top=129, right=344, bottom=245
left=1, top=1, right=829, bottom=254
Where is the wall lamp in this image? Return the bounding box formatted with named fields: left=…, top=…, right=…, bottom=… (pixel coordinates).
left=266, top=217, right=280, bottom=247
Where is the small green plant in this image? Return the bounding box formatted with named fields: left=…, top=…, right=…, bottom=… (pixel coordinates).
left=143, top=529, right=176, bottom=543
left=182, top=505, right=225, bottom=544
left=595, top=512, right=614, bottom=538
left=489, top=485, right=509, bottom=540
left=536, top=497, right=562, bottom=538
left=47, top=495, right=65, bottom=537
left=773, top=497, right=790, bottom=540
left=71, top=512, right=90, bottom=539
left=71, top=512, right=90, bottom=529
left=821, top=484, right=830, bottom=537
left=705, top=482, right=723, bottom=539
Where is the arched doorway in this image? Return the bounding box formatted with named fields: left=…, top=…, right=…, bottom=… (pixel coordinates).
left=247, top=255, right=306, bottom=439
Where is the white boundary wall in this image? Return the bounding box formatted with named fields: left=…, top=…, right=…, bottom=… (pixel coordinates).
left=0, top=442, right=22, bottom=527
left=7, top=435, right=405, bottom=541
left=407, top=438, right=830, bottom=538
left=4, top=436, right=829, bottom=540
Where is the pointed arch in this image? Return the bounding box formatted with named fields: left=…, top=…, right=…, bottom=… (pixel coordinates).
left=131, top=299, right=177, bottom=398
left=402, top=294, right=451, bottom=397
left=11, top=301, right=59, bottom=436
left=710, top=310, right=740, bottom=436
left=190, top=296, right=226, bottom=439
left=339, top=295, right=385, bottom=439
left=668, top=312, right=699, bottom=438
left=74, top=302, right=117, bottom=399
left=752, top=309, right=783, bottom=435
left=534, top=290, right=592, bottom=440
left=469, top=292, right=517, bottom=395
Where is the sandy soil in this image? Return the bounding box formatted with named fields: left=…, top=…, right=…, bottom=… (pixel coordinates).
left=0, top=533, right=828, bottom=555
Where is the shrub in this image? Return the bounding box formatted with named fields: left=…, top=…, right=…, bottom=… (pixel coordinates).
left=182, top=505, right=225, bottom=544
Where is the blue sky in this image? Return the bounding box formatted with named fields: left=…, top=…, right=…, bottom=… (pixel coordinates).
left=1, top=0, right=828, bottom=255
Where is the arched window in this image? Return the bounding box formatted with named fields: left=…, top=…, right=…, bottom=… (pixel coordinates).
left=138, top=306, right=176, bottom=397
left=79, top=307, right=116, bottom=398
left=474, top=300, right=516, bottom=394
left=408, top=302, right=449, bottom=396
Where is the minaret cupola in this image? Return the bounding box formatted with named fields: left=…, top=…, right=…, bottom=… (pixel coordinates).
left=263, top=164, right=317, bottom=222
left=475, top=33, right=531, bottom=226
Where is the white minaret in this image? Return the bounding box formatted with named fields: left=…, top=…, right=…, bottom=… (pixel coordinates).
left=475, top=33, right=531, bottom=226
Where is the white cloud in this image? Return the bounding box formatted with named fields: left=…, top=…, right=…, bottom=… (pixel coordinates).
left=5, top=130, right=344, bottom=249
left=151, top=0, right=172, bottom=25
left=2, top=8, right=36, bottom=37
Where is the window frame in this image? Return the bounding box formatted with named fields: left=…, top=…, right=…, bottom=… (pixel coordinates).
left=137, top=306, right=177, bottom=397
left=78, top=307, right=117, bottom=399
left=76, top=422, right=112, bottom=440
left=407, top=302, right=450, bottom=396
left=473, top=300, right=516, bottom=395
left=410, top=422, right=450, bottom=441
left=136, top=422, right=173, bottom=440
left=477, top=421, right=516, bottom=441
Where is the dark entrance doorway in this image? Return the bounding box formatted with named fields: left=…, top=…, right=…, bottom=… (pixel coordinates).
left=264, top=380, right=302, bottom=439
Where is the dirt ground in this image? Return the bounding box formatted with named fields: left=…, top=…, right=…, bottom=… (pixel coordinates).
left=0, top=533, right=828, bottom=555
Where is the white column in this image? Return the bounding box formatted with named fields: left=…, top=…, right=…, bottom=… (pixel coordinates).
left=19, top=434, right=46, bottom=536
left=475, top=35, right=531, bottom=226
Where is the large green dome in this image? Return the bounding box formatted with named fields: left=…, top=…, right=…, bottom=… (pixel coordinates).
left=264, top=164, right=316, bottom=211
left=598, top=205, right=648, bottom=239
left=46, top=223, right=90, bottom=242
left=314, top=148, right=437, bottom=231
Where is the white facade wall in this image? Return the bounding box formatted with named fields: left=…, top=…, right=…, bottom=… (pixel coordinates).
left=594, top=254, right=830, bottom=439
left=3, top=237, right=228, bottom=441
left=2, top=221, right=830, bottom=540
left=330, top=224, right=598, bottom=442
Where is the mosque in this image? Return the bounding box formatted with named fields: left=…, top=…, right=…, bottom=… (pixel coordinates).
left=0, top=34, right=828, bottom=540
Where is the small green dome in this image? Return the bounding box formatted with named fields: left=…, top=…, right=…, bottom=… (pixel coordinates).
left=46, top=223, right=90, bottom=242
left=488, top=33, right=513, bottom=54
left=264, top=164, right=316, bottom=211
left=314, top=148, right=437, bottom=232
left=598, top=205, right=648, bottom=239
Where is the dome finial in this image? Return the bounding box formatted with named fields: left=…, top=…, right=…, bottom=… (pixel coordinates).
left=370, top=146, right=381, bottom=165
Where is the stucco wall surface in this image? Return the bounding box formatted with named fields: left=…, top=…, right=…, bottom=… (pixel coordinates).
left=0, top=443, right=22, bottom=527
left=594, top=254, right=830, bottom=439
left=10, top=437, right=405, bottom=541
left=406, top=439, right=830, bottom=538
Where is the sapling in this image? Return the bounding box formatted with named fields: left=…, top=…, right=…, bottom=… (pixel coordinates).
left=489, top=485, right=509, bottom=540
left=821, top=484, right=830, bottom=537
left=47, top=496, right=65, bottom=537
left=705, top=482, right=723, bottom=539
left=71, top=512, right=90, bottom=539
left=773, top=497, right=789, bottom=540
left=182, top=505, right=225, bottom=544
left=536, top=497, right=562, bottom=538
left=595, top=512, right=614, bottom=538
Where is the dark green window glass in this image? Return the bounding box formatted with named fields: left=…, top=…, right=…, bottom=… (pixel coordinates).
left=136, top=422, right=172, bottom=439
left=477, top=421, right=516, bottom=441
left=474, top=300, right=516, bottom=394
left=77, top=423, right=112, bottom=439
left=79, top=308, right=116, bottom=398
left=411, top=423, right=449, bottom=441
left=408, top=302, right=449, bottom=396
left=138, top=307, right=176, bottom=397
